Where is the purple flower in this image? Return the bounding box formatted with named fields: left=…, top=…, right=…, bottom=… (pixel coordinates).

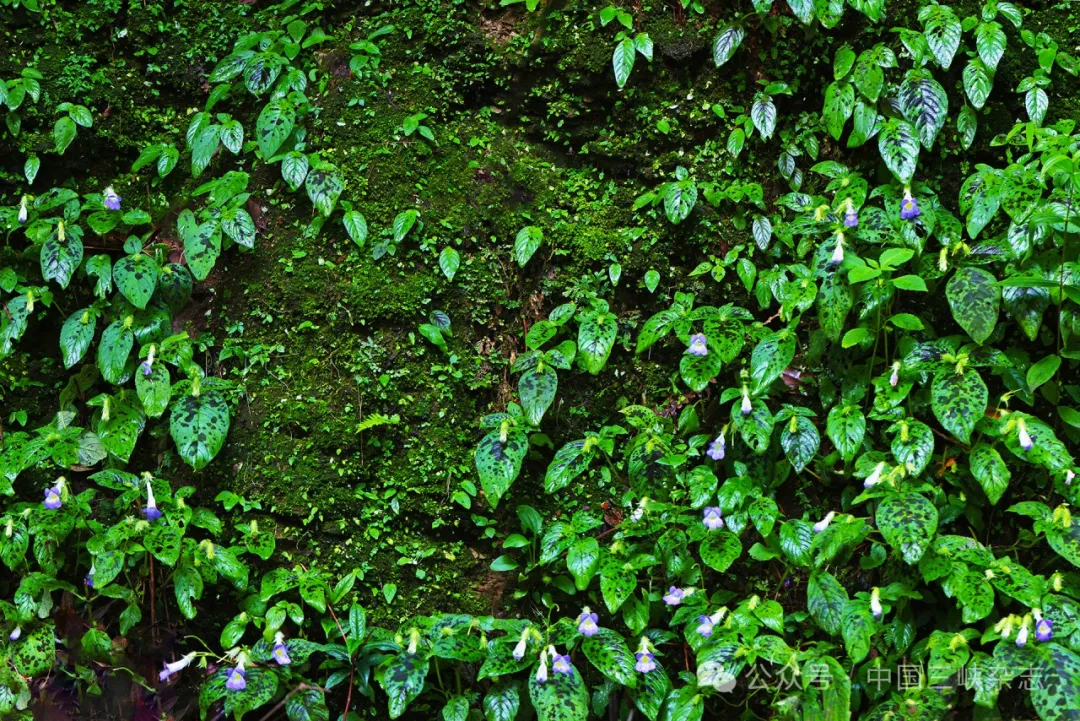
left=1016, top=623, right=1029, bottom=648
left=740, top=390, right=752, bottom=416
left=512, top=628, right=530, bottom=659
left=159, top=653, right=196, bottom=682
left=552, top=653, right=573, bottom=675
left=9, top=627, right=21, bottom=641
left=870, top=589, right=882, bottom=619
left=635, top=652, right=656, bottom=673
left=663, top=586, right=685, bottom=606
left=104, top=186, right=121, bottom=211
left=889, top=363, right=900, bottom=388
left=577, top=611, right=599, bottom=637
left=225, top=666, right=247, bottom=691
left=535, top=657, right=548, bottom=683
left=140, top=360, right=153, bottom=378
left=687, top=333, right=708, bottom=357
left=707, top=433, right=725, bottom=461
left=900, top=188, right=920, bottom=221
left=143, top=477, right=162, bottom=521
left=812, top=512, right=836, bottom=534
left=702, top=507, right=724, bottom=530
left=843, top=201, right=858, bottom=228
left=18, top=197, right=28, bottom=224
left=43, top=484, right=63, bottom=510
left=1018, top=421, right=1034, bottom=451
left=273, top=642, right=291, bottom=666
left=85, top=563, right=95, bottom=589
left=1037, top=618, right=1053, bottom=642
left=830, top=233, right=845, bottom=265
left=696, top=615, right=715, bottom=637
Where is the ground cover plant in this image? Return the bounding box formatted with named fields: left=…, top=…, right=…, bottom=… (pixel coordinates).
left=2, top=0, right=1080, bottom=719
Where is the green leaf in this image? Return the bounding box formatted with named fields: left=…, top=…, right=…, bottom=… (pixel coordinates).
left=475, top=429, right=528, bottom=508
left=54, top=116, right=77, bottom=154
left=898, top=69, right=947, bottom=149
left=600, top=554, right=635, bottom=613
left=343, top=211, right=368, bottom=247
left=41, top=232, right=83, bottom=290
left=12, top=622, right=55, bottom=677
left=306, top=163, right=344, bottom=217
left=963, top=58, right=992, bottom=109
left=528, top=658, right=589, bottom=721
left=256, top=99, right=296, bottom=158
left=567, top=537, right=599, bottom=591
left=113, top=254, right=159, bottom=309
left=931, top=368, right=987, bottom=444
left=749, top=330, right=796, bottom=394
left=222, top=209, right=256, bottom=249
left=282, top=152, right=309, bottom=191
left=97, top=320, right=134, bottom=385
left=182, top=219, right=222, bottom=281
left=60, top=309, right=96, bottom=369
left=24, top=155, right=40, bottom=184
left=483, top=680, right=521, bottom=721
left=145, top=523, right=183, bottom=565
left=393, top=210, right=419, bottom=243
left=751, top=95, right=777, bottom=139
left=679, top=350, right=722, bottom=393
left=170, top=391, right=231, bottom=470
left=514, top=226, right=543, bottom=267
left=781, top=415, right=819, bottom=472
left=920, top=3, right=962, bottom=69
left=582, top=628, right=637, bottom=688
left=823, top=81, right=854, bottom=140
left=970, top=444, right=1010, bottom=505
left=826, top=405, right=865, bottom=462
left=713, top=24, right=745, bottom=68
left=699, top=531, right=742, bottom=573
left=891, top=420, right=934, bottom=476
left=613, top=37, right=636, bottom=88
left=842, top=603, right=873, bottom=663
left=224, top=667, right=278, bottom=721
left=946, top=267, right=999, bottom=343
left=877, top=118, right=919, bottom=183
left=287, top=689, right=330, bottom=721
left=381, top=653, right=430, bottom=719
left=877, top=493, right=938, bottom=564
left=545, top=440, right=592, bottom=493
left=577, top=310, right=617, bottom=375
left=1028, top=355, right=1061, bottom=391
left=807, top=571, right=848, bottom=635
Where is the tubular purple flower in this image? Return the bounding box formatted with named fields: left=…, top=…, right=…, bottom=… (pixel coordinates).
left=687, top=333, right=708, bottom=357
left=143, top=477, right=162, bottom=521
left=870, top=588, right=882, bottom=619
left=18, top=196, right=29, bottom=224
left=577, top=611, right=599, bottom=637
left=1036, top=618, right=1053, bottom=642
left=159, top=652, right=197, bottom=682
left=702, top=507, right=724, bottom=530
left=104, top=186, right=121, bottom=211
left=512, top=628, right=530, bottom=659
left=900, top=187, right=921, bottom=220
left=663, top=586, right=685, bottom=606
left=85, top=562, right=96, bottom=589
left=1016, top=622, right=1029, bottom=648
left=740, top=388, right=752, bottom=416
left=225, top=662, right=247, bottom=691
left=272, top=632, right=291, bottom=665
left=1018, top=419, right=1033, bottom=451
left=864, top=462, right=886, bottom=489
left=552, top=653, right=573, bottom=675
left=635, top=651, right=656, bottom=673
left=696, top=615, right=715, bottom=637
left=535, top=653, right=548, bottom=684
left=889, top=362, right=900, bottom=388
left=830, top=231, right=845, bottom=265
left=9, top=626, right=21, bottom=641
left=843, top=199, right=858, bottom=228
left=707, top=432, right=725, bottom=461
left=812, top=511, right=836, bottom=533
